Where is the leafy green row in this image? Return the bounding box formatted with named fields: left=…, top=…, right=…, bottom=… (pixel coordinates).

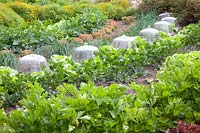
left=0, top=7, right=107, bottom=52
left=47, top=32, right=183, bottom=83
left=0, top=51, right=200, bottom=132
left=178, top=23, right=200, bottom=46
left=0, top=21, right=64, bottom=53
left=0, top=23, right=199, bottom=107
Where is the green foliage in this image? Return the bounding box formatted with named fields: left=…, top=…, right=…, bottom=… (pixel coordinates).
left=0, top=0, right=130, bottom=25
left=77, top=45, right=146, bottom=82
left=0, top=6, right=107, bottom=51
left=0, top=18, right=199, bottom=133
left=7, top=1, right=40, bottom=22
left=2, top=51, right=200, bottom=132
left=142, top=51, right=200, bottom=131
left=33, top=44, right=147, bottom=84
left=6, top=51, right=200, bottom=132
left=157, top=52, right=200, bottom=112
left=25, top=55, right=79, bottom=92
left=77, top=34, right=183, bottom=82
left=125, top=10, right=159, bottom=36
left=97, top=3, right=125, bottom=20
left=141, top=33, right=184, bottom=64
left=0, top=0, right=89, bottom=5
left=0, top=109, right=11, bottom=132
left=77, top=7, right=107, bottom=33
left=0, top=21, right=64, bottom=52
left=7, top=82, right=70, bottom=132
left=0, top=4, right=25, bottom=27
left=0, top=22, right=200, bottom=131
left=124, top=7, right=135, bottom=16
left=40, top=33, right=183, bottom=84
left=5, top=2, right=76, bottom=23
left=7, top=82, right=156, bottom=132
left=1, top=23, right=198, bottom=108
left=48, top=55, right=78, bottom=84
left=0, top=2, right=110, bottom=52
left=35, top=39, right=110, bottom=59
left=34, top=44, right=69, bottom=59
left=38, top=4, right=67, bottom=23
left=33, top=32, right=187, bottom=85
left=178, top=23, right=200, bottom=46
left=0, top=52, right=18, bottom=69
left=110, top=0, right=130, bottom=9
left=0, top=67, right=27, bottom=107
left=50, top=7, right=108, bottom=37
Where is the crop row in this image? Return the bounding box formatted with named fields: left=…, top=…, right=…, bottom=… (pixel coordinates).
left=0, top=47, right=199, bottom=132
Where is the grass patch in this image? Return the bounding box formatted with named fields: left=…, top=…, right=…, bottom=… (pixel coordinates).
left=125, top=10, right=159, bottom=36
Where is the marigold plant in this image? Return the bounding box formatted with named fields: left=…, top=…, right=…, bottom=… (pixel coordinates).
left=79, top=34, right=93, bottom=41
left=7, top=2, right=40, bottom=22
left=72, top=37, right=84, bottom=43
left=0, top=4, right=25, bottom=27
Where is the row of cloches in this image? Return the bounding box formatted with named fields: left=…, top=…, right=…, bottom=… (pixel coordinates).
left=18, top=13, right=176, bottom=73
left=113, top=12, right=176, bottom=48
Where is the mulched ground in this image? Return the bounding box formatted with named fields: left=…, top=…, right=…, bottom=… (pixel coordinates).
left=95, top=64, right=159, bottom=87
left=133, top=65, right=158, bottom=85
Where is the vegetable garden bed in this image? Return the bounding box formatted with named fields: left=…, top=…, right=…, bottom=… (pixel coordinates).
left=0, top=0, right=200, bottom=132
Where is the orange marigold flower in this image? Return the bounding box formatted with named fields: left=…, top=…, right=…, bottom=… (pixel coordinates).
left=102, top=27, right=112, bottom=34
left=72, top=37, right=84, bottom=43
left=108, top=19, right=119, bottom=28
left=79, top=34, right=93, bottom=41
